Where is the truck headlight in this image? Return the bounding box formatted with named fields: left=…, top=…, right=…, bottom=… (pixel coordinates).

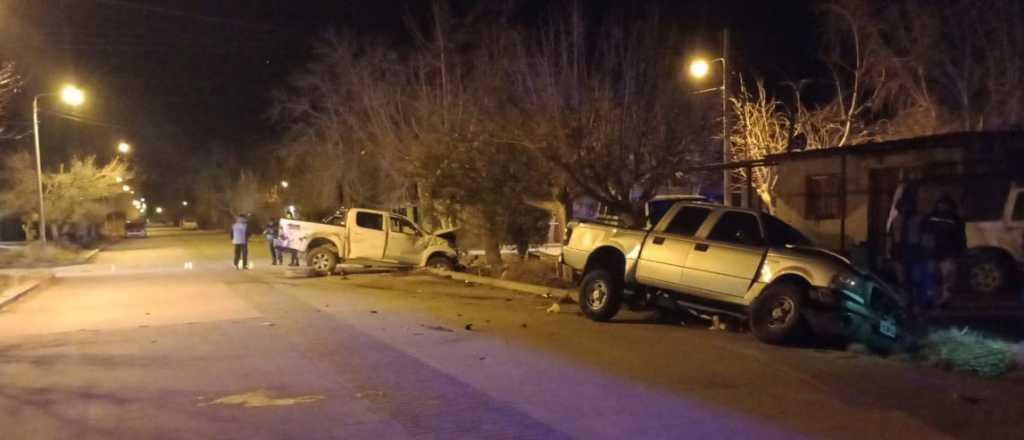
left=829, top=271, right=861, bottom=293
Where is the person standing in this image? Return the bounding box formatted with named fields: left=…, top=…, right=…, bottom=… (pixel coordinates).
left=263, top=220, right=281, bottom=265
left=231, top=215, right=251, bottom=270
left=889, top=187, right=929, bottom=313
left=921, top=194, right=967, bottom=307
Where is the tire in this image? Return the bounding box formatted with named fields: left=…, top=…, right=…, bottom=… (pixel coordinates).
left=307, top=246, right=338, bottom=276
left=750, top=283, right=806, bottom=345
left=426, top=255, right=455, bottom=271
left=578, top=269, right=622, bottom=322
left=967, top=254, right=1011, bottom=295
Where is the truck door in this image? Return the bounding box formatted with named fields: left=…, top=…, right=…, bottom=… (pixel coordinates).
left=681, top=211, right=767, bottom=298
left=384, top=216, right=422, bottom=264
left=636, top=206, right=712, bottom=291
left=348, top=211, right=387, bottom=260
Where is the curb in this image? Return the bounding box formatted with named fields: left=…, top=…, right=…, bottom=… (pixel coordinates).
left=79, top=248, right=101, bottom=264
left=427, top=269, right=576, bottom=303
left=0, top=271, right=54, bottom=311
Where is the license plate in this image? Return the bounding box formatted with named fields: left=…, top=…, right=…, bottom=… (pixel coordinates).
left=879, top=319, right=898, bottom=338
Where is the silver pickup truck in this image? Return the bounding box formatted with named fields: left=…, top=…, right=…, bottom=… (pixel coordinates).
left=562, top=202, right=909, bottom=349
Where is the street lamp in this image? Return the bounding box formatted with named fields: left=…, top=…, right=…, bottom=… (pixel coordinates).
left=32, top=84, right=85, bottom=245
left=280, top=180, right=289, bottom=189
left=122, top=184, right=131, bottom=192
left=182, top=201, right=189, bottom=207
left=115, top=176, right=123, bottom=183
left=155, top=207, right=163, bottom=214
left=117, top=142, right=131, bottom=154
left=688, top=29, right=731, bottom=206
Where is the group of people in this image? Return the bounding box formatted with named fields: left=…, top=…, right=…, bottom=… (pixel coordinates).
left=229, top=215, right=299, bottom=270
left=889, top=191, right=967, bottom=312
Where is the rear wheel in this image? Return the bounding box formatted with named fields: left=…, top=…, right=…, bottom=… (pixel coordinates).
left=578, top=269, right=622, bottom=321
left=967, top=254, right=1012, bottom=295
left=307, top=246, right=338, bottom=276
left=750, top=283, right=806, bottom=345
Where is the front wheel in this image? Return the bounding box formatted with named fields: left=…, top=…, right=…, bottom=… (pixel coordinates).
left=750, top=283, right=806, bottom=345
left=426, top=255, right=455, bottom=271
left=578, top=269, right=622, bottom=321
left=307, top=246, right=338, bottom=276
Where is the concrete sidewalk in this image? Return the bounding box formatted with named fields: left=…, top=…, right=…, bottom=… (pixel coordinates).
left=0, top=270, right=54, bottom=311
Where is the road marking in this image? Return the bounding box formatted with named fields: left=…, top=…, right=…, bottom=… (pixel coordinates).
left=199, top=389, right=325, bottom=407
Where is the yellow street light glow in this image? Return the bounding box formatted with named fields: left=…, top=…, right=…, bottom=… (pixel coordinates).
left=689, top=59, right=710, bottom=79
left=182, top=201, right=189, bottom=206
left=280, top=180, right=289, bottom=188
left=155, top=207, right=163, bottom=214
left=115, top=176, right=123, bottom=183
left=122, top=184, right=131, bottom=192
left=118, top=142, right=131, bottom=154
left=60, top=85, right=85, bottom=106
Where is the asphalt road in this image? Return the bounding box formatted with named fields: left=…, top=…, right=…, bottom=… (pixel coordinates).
left=1, top=227, right=1022, bottom=439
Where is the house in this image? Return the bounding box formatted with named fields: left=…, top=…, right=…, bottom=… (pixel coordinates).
left=766, top=131, right=1024, bottom=269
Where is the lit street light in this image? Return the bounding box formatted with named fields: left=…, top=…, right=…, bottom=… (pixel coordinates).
left=155, top=207, right=163, bottom=214
left=182, top=201, right=189, bottom=206
left=280, top=180, right=289, bottom=189
left=33, top=84, right=86, bottom=245
left=122, top=184, right=131, bottom=192
left=118, top=142, right=131, bottom=154
left=688, top=29, right=731, bottom=205
left=115, top=176, right=123, bottom=183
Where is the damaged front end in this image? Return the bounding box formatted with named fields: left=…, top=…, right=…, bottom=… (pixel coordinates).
left=805, top=271, right=915, bottom=354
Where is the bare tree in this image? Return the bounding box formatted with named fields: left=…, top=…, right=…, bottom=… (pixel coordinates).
left=728, top=81, right=791, bottom=213
left=0, top=61, right=24, bottom=140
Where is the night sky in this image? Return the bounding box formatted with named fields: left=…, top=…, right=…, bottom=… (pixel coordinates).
left=1, top=0, right=823, bottom=198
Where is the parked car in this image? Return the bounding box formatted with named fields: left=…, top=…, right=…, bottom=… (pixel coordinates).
left=562, top=201, right=909, bottom=351
left=181, top=217, right=199, bottom=230
left=889, top=181, right=1023, bottom=294
left=125, top=221, right=147, bottom=238
left=279, top=208, right=459, bottom=275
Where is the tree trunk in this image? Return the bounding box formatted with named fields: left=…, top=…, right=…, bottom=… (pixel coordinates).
left=482, top=230, right=503, bottom=267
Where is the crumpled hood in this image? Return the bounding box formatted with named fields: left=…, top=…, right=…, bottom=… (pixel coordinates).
left=784, top=245, right=856, bottom=270
left=431, top=226, right=459, bottom=240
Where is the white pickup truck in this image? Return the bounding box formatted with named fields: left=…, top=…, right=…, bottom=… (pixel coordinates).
left=279, top=208, right=459, bottom=275
left=563, top=201, right=909, bottom=350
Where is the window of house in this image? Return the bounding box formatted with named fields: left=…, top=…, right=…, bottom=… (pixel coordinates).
left=806, top=174, right=841, bottom=220
left=663, top=206, right=711, bottom=237
left=355, top=212, right=384, bottom=231
left=706, top=211, right=764, bottom=247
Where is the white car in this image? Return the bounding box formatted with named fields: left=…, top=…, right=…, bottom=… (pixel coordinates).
left=125, top=221, right=147, bottom=238
left=181, top=218, right=199, bottom=230
left=279, top=208, right=459, bottom=275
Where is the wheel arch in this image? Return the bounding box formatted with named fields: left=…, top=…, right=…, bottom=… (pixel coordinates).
left=583, top=246, right=627, bottom=281
left=307, top=236, right=340, bottom=255
left=422, top=249, right=456, bottom=267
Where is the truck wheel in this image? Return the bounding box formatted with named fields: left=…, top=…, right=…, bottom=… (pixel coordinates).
left=750, top=283, right=806, bottom=345
left=426, top=255, right=454, bottom=271
left=578, top=269, right=622, bottom=322
left=967, top=254, right=1011, bottom=295
left=307, top=246, right=338, bottom=276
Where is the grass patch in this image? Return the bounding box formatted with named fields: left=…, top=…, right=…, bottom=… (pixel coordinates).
left=0, top=243, right=83, bottom=268
left=917, top=328, right=1023, bottom=377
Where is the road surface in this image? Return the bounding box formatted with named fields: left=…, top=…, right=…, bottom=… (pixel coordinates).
left=0, top=227, right=1022, bottom=439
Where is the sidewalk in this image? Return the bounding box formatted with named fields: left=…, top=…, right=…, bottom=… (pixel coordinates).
left=0, top=269, right=54, bottom=311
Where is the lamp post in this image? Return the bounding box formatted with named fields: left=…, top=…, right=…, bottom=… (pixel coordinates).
left=118, top=141, right=131, bottom=154
left=32, top=85, right=85, bottom=245
left=689, top=30, right=731, bottom=206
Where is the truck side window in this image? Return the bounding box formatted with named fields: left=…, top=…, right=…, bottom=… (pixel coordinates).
left=390, top=217, right=417, bottom=235
left=355, top=212, right=384, bottom=231
left=664, top=206, right=710, bottom=237
left=1013, top=192, right=1024, bottom=221
left=707, top=212, right=764, bottom=247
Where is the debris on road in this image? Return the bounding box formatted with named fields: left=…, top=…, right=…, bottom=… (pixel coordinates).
left=546, top=303, right=560, bottom=314
left=520, top=323, right=527, bottom=328
left=419, top=324, right=455, bottom=333
left=369, top=310, right=378, bottom=314
left=464, top=323, right=474, bottom=331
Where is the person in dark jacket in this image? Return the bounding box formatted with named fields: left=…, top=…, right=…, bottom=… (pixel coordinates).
left=890, top=186, right=929, bottom=312
left=921, top=193, right=967, bottom=307
left=263, top=220, right=281, bottom=265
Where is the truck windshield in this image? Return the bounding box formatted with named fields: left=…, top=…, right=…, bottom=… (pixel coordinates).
left=762, top=214, right=813, bottom=248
